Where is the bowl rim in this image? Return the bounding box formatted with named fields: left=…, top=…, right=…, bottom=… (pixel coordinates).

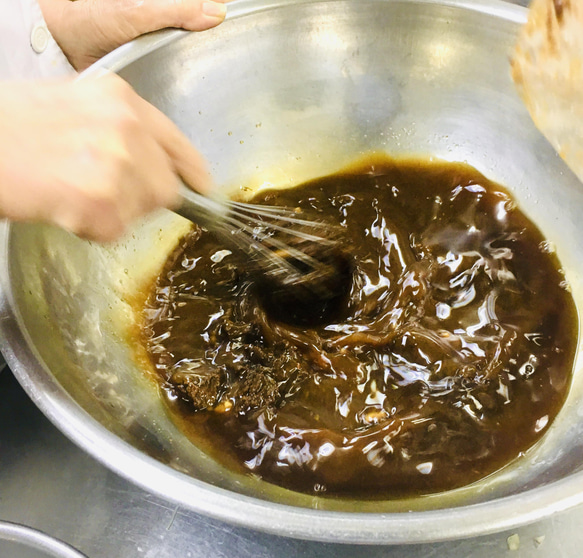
left=4, top=0, right=581, bottom=545
left=0, top=520, right=87, bottom=558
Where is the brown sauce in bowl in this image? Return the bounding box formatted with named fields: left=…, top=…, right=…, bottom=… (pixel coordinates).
left=141, top=156, right=578, bottom=498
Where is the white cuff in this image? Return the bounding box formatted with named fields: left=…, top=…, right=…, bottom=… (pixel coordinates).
left=28, top=0, right=76, bottom=78
left=0, top=0, right=76, bottom=80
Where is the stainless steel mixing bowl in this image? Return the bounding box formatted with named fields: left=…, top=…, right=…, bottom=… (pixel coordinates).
left=2, top=0, right=583, bottom=544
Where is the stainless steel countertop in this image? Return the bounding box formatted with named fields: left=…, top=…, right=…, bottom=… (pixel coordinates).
left=0, top=367, right=581, bottom=557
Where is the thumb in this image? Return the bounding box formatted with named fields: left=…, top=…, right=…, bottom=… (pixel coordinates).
left=145, top=0, right=230, bottom=31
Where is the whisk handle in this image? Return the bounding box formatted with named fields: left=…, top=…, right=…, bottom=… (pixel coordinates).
left=175, top=183, right=229, bottom=231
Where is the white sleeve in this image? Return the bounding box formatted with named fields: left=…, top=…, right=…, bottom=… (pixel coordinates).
left=0, top=0, right=75, bottom=80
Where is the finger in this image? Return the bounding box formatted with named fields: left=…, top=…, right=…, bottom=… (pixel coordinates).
left=51, top=193, right=127, bottom=243
left=141, top=0, right=230, bottom=32
left=200, top=0, right=228, bottom=26
left=120, top=131, right=180, bottom=216
left=130, top=94, right=214, bottom=196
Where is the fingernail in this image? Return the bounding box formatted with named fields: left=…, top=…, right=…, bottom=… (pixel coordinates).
left=202, top=1, right=227, bottom=18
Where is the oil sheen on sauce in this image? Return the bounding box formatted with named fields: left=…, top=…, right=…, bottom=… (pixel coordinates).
left=142, top=156, right=578, bottom=499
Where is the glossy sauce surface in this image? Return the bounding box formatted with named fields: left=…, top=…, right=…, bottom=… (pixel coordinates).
left=142, top=157, right=577, bottom=498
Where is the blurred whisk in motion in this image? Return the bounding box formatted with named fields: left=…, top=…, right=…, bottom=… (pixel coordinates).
left=176, top=185, right=353, bottom=326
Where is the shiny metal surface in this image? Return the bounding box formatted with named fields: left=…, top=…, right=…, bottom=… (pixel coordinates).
left=2, top=0, right=583, bottom=544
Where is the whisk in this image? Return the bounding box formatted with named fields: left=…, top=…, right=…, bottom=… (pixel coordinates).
left=175, top=184, right=352, bottom=325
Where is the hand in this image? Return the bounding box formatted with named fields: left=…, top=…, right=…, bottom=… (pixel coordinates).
left=0, top=74, right=211, bottom=241
left=39, top=0, right=230, bottom=71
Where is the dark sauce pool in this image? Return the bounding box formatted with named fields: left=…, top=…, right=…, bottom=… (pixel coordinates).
left=142, top=156, right=578, bottom=498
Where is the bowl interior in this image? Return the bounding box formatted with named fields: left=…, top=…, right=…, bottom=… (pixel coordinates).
left=4, top=0, right=583, bottom=532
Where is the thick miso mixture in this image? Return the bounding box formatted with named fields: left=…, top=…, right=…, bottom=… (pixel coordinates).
left=142, top=157, right=577, bottom=498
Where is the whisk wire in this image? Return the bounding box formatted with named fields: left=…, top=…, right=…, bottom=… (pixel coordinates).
left=220, top=213, right=327, bottom=283
left=176, top=185, right=341, bottom=291
left=230, top=199, right=341, bottom=241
